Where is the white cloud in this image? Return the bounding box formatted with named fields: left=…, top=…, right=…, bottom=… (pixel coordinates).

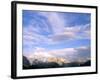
left=23, top=11, right=91, bottom=47
left=28, top=47, right=54, bottom=59
left=50, top=29, right=76, bottom=42
left=49, top=48, right=77, bottom=59
left=48, top=24, right=90, bottom=42
left=23, top=12, right=91, bottom=57
left=38, top=12, right=91, bottom=41
left=23, top=12, right=90, bottom=60
left=26, top=46, right=90, bottom=62
left=23, top=26, right=53, bottom=45
left=37, top=12, right=66, bottom=34
left=50, top=46, right=90, bottom=62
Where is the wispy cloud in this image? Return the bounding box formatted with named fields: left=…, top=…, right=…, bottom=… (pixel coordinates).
left=38, top=12, right=65, bottom=34
left=23, top=12, right=90, bottom=44
left=23, top=10, right=91, bottom=58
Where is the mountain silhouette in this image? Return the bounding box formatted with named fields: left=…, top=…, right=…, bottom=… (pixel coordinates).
left=23, top=55, right=91, bottom=69
left=23, top=56, right=30, bottom=68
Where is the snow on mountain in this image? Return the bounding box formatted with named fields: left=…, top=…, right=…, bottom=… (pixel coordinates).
left=27, top=47, right=54, bottom=65
left=27, top=47, right=68, bottom=66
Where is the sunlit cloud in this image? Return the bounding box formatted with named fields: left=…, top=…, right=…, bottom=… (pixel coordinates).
left=27, top=46, right=90, bottom=63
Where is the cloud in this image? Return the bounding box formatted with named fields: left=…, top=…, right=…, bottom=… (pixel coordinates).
left=49, top=46, right=90, bottom=62
left=49, top=24, right=90, bottom=42
left=23, top=25, right=52, bottom=45
left=26, top=46, right=90, bottom=62
left=23, top=11, right=90, bottom=44
left=49, top=48, right=76, bottom=56
left=23, top=25, right=51, bottom=56
left=75, top=46, right=90, bottom=61
left=23, top=11, right=91, bottom=57
left=37, top=12, right=90, bottom=41
left=37, top=12, right=65, bottom=34
left=28, top=47, right=54, bottom=58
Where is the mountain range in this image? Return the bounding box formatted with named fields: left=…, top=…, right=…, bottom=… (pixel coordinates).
left=23, top=54, right=91, bottom=69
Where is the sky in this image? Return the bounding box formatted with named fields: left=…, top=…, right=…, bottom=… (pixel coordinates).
left=22, top=10, right=91, bottom=62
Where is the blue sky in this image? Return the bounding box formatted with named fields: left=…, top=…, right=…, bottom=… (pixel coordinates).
left=22, top=10, right=91, bottom=62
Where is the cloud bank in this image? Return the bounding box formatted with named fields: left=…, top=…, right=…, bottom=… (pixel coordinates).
left=27, top=46, right=90, bottom=62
